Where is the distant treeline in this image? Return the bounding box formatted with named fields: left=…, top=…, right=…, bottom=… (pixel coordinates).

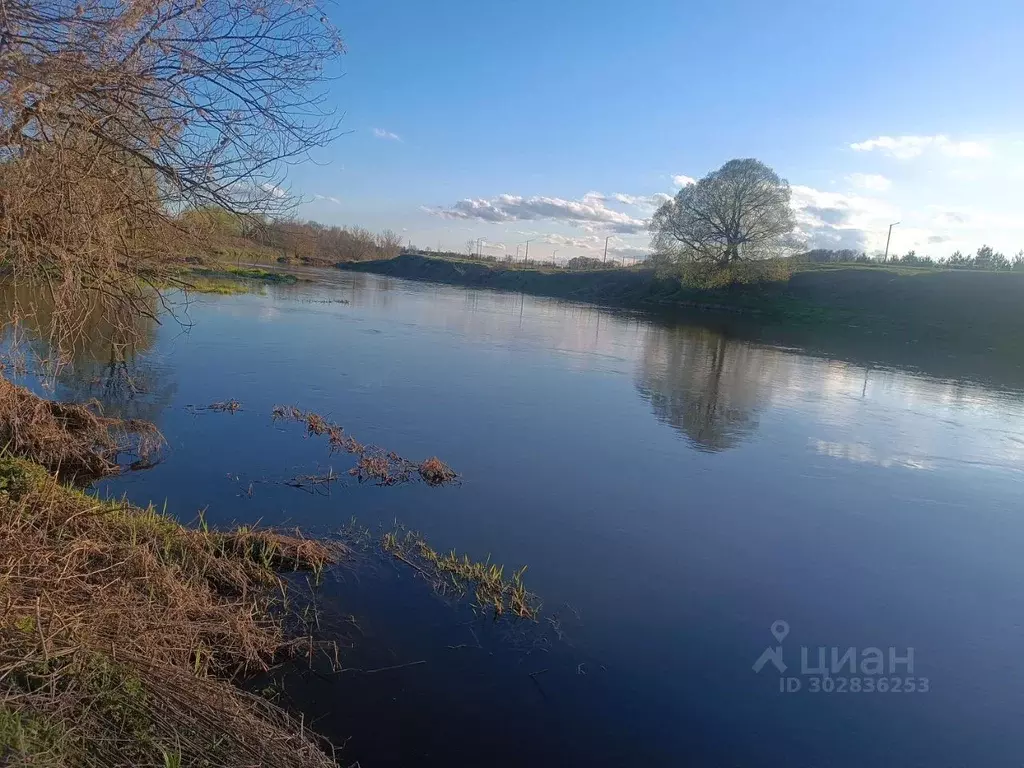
left=180, top=207, right=403, bottom=263
left=797, top=246, right=1024, bottom=271
left=261, top=220, right=403, bottom=263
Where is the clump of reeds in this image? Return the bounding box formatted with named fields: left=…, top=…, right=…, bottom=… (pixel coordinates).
left=348, top=449, right=425, bottom=486
left=381, top=528, right=538, bottom=620
left=272, top=406, right=458, bottom=487
left=417, top=457, right=457, bottom=487
left=0, top=375, right=162, bottom=482
left=0, top=456, right=342, bottom=766
left=351, top=452, right=402, bottom=485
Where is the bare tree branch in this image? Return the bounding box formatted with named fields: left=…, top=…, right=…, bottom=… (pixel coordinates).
left=0, top=0, right=344, bottom=353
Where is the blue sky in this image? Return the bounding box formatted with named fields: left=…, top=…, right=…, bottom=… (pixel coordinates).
left=288, top=0, right=1024, bottom=262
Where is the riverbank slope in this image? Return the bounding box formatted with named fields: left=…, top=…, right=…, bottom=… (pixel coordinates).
left=339, top=254, right=1024, bottom=353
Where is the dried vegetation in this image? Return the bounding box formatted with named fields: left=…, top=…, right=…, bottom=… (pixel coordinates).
left=0, top=376, right=162, bottom=481
left=0, top=456, right=342, bottom=766
left=272, top=406, right=458, bottom=487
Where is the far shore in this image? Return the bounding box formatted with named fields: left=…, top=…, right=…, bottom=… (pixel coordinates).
left=335, top=253, right=1024, bottom=387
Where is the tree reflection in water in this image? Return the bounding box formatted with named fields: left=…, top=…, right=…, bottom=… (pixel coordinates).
left=0, top=282, right=176, bottom=424
left=635, top=325, right=770, bottom=452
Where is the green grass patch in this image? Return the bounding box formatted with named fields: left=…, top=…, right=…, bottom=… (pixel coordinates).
left=192, top=266, right=300, bottom=284
left=183, top=276, right=254, bottom=294
left=0, top=706, right=66, bottom=764
left=381, top=527, right=538, bottom=619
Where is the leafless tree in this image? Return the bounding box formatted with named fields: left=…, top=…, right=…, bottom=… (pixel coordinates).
left=376, top=229, right=403, bottom=259
left=0, top=0, right=344, bottom=352
left=256, top=220, right=400, bottom=263
left=650, top=159, right=800, bottom=267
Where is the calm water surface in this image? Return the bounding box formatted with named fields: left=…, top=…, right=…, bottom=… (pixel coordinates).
left=44, top=271, right=1024, bottom=766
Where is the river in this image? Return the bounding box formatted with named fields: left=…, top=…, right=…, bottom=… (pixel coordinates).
left=32, top=269, right=1024, bottom=766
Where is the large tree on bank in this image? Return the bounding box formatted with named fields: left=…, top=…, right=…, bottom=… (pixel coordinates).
left=650, top=159, right=799, bottom=267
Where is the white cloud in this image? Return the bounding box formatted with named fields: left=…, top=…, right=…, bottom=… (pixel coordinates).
left=372, top=128, right=402, bottom=141
left=790, top=185, right=900, bottom=252
left=927, top=206, right=1024, bottom=233
left=260, top=183, right=287, bottom=199
left=607, top=243, right=649, bottom=259
left=539, top=233, right=647, bottom=261
left=791, top=181, right=1022, bottom=257
left=672, top=174, right=697, bottom=187
left=542, top=233, right=600, bottom=249
left=313, top=194, right=341, bottom=204
left=613, top=192, right=673, bottom=210
left=847, top=173, right=892, bottom=192
left=428, top=193, right=649, bottom=234
left=850, top=135, right=992, bottom=160
left=945, top=140, right=991, bottom=158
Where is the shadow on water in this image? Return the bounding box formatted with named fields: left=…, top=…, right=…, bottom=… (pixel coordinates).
left=638, top=299, right=1024, bottom=395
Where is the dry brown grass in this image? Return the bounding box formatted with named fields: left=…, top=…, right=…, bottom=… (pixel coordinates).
left=0, top=455, right=342, bottom=766
left=417, top=457, right=458, bottom=487
left=0, top=376, right=162, bottom=482
left=272, top=406, right=458, bottom=487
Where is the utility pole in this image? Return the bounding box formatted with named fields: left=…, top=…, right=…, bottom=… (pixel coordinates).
left=476, top=237, right=483, bottom=258
left=515, top=244, right=520, bottom=261
left=523, top=239, right=532, bottom=265
left=884, top=221, right=900, bottom=263
left=603, top=235, right=611, bottom=265
left=552, top=249, right=558, bottom=262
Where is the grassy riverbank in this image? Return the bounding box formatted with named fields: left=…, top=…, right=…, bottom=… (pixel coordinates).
left=340, top=254, right=1024, bottom=352
left=190, top=266, right=300, bottom=285
left=0, top=380, right=341, bottom=765
left=151, top=264, right=304, bottom=295
left=0, top=454, right=340, bottom=766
